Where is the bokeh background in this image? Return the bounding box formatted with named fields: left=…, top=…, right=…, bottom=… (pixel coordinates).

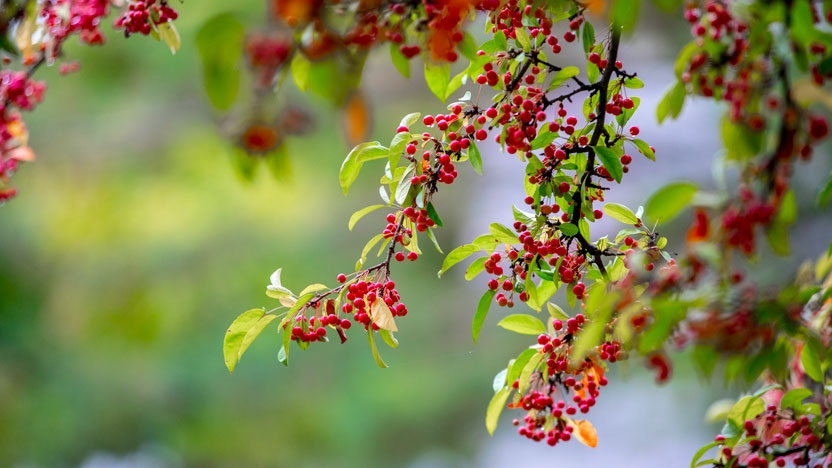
left=2, top=2, right=830, bottom=467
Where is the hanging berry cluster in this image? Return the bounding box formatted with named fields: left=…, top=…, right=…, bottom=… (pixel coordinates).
left=0, top=0, right=180, bottom=203
left=216, top=0, right=832, bottom=458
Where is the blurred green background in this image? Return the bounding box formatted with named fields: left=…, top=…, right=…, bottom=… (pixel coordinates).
left=0, top=2, right=751, bottom=468
left=0, top=2, right=532, bottom=467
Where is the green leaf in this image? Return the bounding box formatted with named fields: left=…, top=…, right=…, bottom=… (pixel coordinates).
left=515, top=27, right=532, bottom=50
left=459, top=32, right=479, bottom=60
left=507, top=348, right=538, bottom=386
left=801, top=341, right=824, bottom=383
left=547, top=302, right=569, bottom=321
left=582, top=22, right=595, bottom=53
left=340, top=142, right=390, bottom=195
left=395, top=164, right=416, bottom=205
left=766, top=223, right=791, bottom=256
left=692, top=345, right=719, bottom=379
left=624, top=76, right=645, bottom=89
left=578, top=218, right=590, bottom=242
left=722, top=115, right=763, bottom=161
left=439, top=244, right=481, bottom=277
left=238, top=314, right=278, bottom=366
left=547, top=66, right=580, bottom=91
left=349, top=204, right=386, bottom=231
left=468, top=140, right=483, bottom=175
left=530, top=126, right=558, bottom=150
left=638, top=299, right=688, bottom=353
left=704, top=399, right=735, bottom=424
left=399, top=112, right=421, bottom=130
left=674, top=42, right=698, bottom=78
left=727, top=395, right=764, bottom=427
left=425, top=62, right=451, bottom=103
left=158, top=21, right=181, bottom=54
left=445, top=70, right=467, bottom=101
left=426, top=202, right=444, bottom=227
left=517, top=352, right=544, bottom=394
left=587, top=57, right=600, bottom=82
left=632, top=138, right=655, bottom=161
left=473, top=290, right=497, bottom=343
left=494, top=30, right=507, bottom=50
left=422, top=227, right=441, bottom=255
left=657, top=81, right=686, bottom=124
left=390, top=42, right=410, bottom=78
left=645, top=181, right=697, bottom=225
left=489, top=223, right=520, bottom=244
left=611, top=0, right=640, bottom=32
left=367, top=329, right=388, bottom=368
left=492, top=368, right=508, bottom=392
left=776, top=189, right=797, bottom=224
left=379, top=329, right=399, bottom=349
left=360, top=233, right=386, bottom=263
left=817, top=175, right=832, bottom=207
left=497, top=314, right=547, bottom=335
left=486, top=387, right=511, bottom=436
left=298, top=283, right=329, bottom=297
left=466, top=257, right=487, bottom=281
left=560, top=223, right=579, bottom=236
left=690, top=442, right=721, bottom=468
left=223, top=308, right=267, bottom=373
left=290, top=53, right=312, bottom=92
left=279, top=325, right=291, bottom=366
left=592, top=146, right=624, bottom=183
left=196, top=13, right=245, bottom=111
left=603, top=203, right=639, bottom=225
left=527, top=279, right=557, bottom=312
left=780, top=388, right=813, bottom=410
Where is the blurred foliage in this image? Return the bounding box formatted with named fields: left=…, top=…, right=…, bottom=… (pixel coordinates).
left=0, top=1, right=531, bottom=466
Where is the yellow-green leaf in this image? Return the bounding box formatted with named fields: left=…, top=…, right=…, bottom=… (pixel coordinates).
left=349, top=204, right=386, bottom=231
left=158, top=21, right=181, bottom=54
left=645, top=181, right=697, bottom=225
left=497, top=314, right=546, bottom=335
left=603, top=203, right=639, bottom=225
left=224, top=308, right=266, bottom=373
left=368, top=329, right=388, bottom=368
left=486, top=387, right=511, bottom=435
left=238, top=314, right=278, bottom=365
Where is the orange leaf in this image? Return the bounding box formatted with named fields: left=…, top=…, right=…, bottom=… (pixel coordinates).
left=342, top=92, right=372, bottom=147
left=686, top=208, right=710, bottom=242
left=271, top=0, right=323, bottom=27
left=572, top=419, right=599, bottom=448
left=7, top=119, right=28, bottom=146
left=579, top=0, right=607, bottom=15
left=8, top=146, right=35, bottom=162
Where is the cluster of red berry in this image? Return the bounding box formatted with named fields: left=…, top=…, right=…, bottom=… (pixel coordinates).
left=287, top=275, right=408, bottom=346
left=1, top=0, right=180, bottom=203
left=40, top=0, right=111, bottom=53
left=714, top=398, right=831, bottom=467
left=114, top=0, right=179, bottom=37
left=509, top=315, right=617, bottom=446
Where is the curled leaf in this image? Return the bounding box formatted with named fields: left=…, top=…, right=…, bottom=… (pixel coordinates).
left=266, top=268, right=293, bottom=298
left=370, top=297, right=398, bottom=332
left=572, top=419, right=598, bottom=448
